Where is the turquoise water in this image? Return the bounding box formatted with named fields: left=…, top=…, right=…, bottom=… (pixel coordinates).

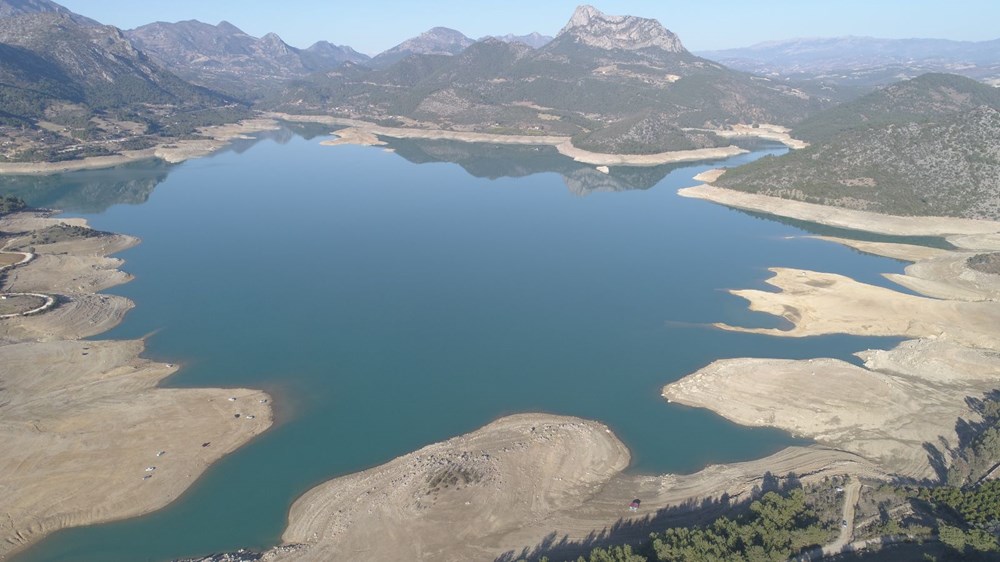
left=7, top=131, right=907, bottom=562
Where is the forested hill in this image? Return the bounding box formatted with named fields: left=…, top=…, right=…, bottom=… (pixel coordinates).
left=715, top=73, right=1000, bottom=220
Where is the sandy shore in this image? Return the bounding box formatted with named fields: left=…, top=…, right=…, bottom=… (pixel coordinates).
left=0, top=119, right=281, bottom=175
left=0, top=212, right=273, bottom=559
left=272, top=112, right=750, bottom=167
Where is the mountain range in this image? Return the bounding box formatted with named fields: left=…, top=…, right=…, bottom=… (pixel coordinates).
left=1, top=0, right=998, bottom=171
left=270, top=5, right=822, bottom=153
left=126, top=20, right=369, bottom=98
left=698, top=36, right=1000, bottom=92
left=0, top=4, right=249, bottom=162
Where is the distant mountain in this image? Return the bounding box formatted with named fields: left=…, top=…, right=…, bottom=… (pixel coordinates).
left=698, top=36, right=1000, bottom=91
left=486, top=32, right=552, bottom=49
left=272, top=5, right=823, bottom=154
left=367, top=27, right=474, bottom=69
left=0, top=13, right=223, bottom=112
left=0, top=11, right=247, bottom=162
left=0, top=0, right=95, bottom=24
left=300, top=41, right=370, bottom=72
left=126, top=20, right=369, bottom=99
left=716, top=73, right=1000, bottom=220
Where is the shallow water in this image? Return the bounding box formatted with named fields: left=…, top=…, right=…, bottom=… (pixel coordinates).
left=7, top=131, right=909, bottom=562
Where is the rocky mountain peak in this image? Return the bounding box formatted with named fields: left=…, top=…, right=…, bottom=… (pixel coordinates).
left=557, top=4, right=686, bottom=53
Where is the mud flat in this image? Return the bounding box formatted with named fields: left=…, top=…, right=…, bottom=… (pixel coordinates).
left=0, top=119, right=281, bottom=175
left=0, top=212, right=272, bottom=559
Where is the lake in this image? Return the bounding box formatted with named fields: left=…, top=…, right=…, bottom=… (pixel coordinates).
left=6, top=127, right=906, bottom=562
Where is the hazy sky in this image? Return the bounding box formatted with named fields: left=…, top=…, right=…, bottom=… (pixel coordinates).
left=58, top=0, right=1000, bottom=55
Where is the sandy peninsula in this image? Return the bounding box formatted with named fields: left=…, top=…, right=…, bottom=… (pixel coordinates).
left=0, top=212, right=273, bottom=559
left=258, top=416, right=878, bottom=562
left=663, top=176, right=1000, bottom=481
left=0, top=119, right=281, bottom=175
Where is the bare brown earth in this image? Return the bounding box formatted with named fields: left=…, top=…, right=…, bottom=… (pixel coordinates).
left=0, top=212, right=272, bottom=559
left=0, top=119, right=280, bottom=175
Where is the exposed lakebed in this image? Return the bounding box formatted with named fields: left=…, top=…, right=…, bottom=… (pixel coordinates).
left=7, top=129, right=908, bottom=562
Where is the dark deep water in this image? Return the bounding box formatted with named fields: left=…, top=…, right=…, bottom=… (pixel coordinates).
left=5, top=130, right=908, bottom=562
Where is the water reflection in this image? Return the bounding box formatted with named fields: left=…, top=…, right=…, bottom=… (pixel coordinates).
left=0, top=128, right=780, bottom=212
left=0, top=123, right=333, bottom=214
left=385, top=138, right=740, bottom=195
left=0, top=161, right=172, bottom=214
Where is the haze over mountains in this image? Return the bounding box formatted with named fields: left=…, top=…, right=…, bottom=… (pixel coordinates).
left=699, top=36, right=1000, bottom=90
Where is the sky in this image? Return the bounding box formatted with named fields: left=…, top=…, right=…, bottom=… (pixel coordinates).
left=58, top=0, right=1000, bottom=55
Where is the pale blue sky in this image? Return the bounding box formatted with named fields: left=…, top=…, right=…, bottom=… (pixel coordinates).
left=58, top=0, right=1000, bottom=55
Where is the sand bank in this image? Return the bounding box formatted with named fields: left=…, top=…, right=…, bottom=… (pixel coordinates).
left=0, top=212, right=273, bottom=558
left=0, top=119, right=281, bottom=175
left=552, top=142, right=747, bottom=167
left=715, top=267, right=1000, bottom=348
left=319, top=127, right=386, bottom=147
left=261, top=415, right=877, bottom=562
left=665, top=182, right=1000, bottom=481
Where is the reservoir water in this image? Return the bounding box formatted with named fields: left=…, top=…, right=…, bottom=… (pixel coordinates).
left=6, top=127, right=907, bottom=562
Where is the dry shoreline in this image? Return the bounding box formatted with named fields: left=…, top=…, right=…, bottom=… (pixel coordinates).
left=274, top=112, right=792, bottom=167
left=0, top=212, right=273, bottom=559
left=663, top=178, right=1000, bottom=481
left=6, top=136, right=988, bottom=560
left=0, top=119, right=281, bottom=176
left=0, top=113, right=801, bottom=176
left=262, top=418, right=880, bottom=562
left=250, top=174, right=1000, bottom=561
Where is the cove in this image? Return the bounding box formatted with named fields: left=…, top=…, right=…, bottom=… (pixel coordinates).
left=7, top=129, right=907, bottom=562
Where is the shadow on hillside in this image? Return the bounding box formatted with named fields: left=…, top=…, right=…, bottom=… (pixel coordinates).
left=494, top=471, right=802, bottom=562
